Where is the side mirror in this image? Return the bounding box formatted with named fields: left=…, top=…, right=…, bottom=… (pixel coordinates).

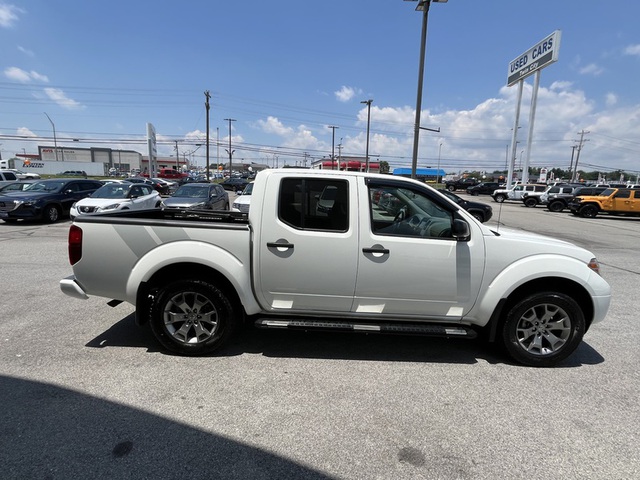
left=451, top=219, right=470, bottom=241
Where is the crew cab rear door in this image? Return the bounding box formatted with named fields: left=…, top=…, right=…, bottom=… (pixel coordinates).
left=353, top=178, right=485, bottom=318
left=254, top=174, right=358, bottom=312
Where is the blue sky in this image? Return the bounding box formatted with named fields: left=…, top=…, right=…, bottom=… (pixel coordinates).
left=2, top=0, right=640, bottom=179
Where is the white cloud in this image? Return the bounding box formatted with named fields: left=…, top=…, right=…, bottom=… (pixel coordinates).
left=334, top=86, right=362, bottom=103
left=17, top=45, right=34, bottom=57
left=258, top=116, right=294, bottom=136
left=44, top=88, right=84, bottom=110
left=579, top=63, right=604, bottom=76
left=605, top=93, right=618, bottom=107
left=4, top=66, right=49, bottom=83
left=0, top=3, right=23, bottom=28
left=16, top=126, right=37, bottom=137
left=624, top=44, right=640, bottom=56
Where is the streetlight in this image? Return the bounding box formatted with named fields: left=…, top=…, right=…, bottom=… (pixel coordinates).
left=328, top=125, right=339, bottom=170
left=44, top=112, right=59, bottom=162
left=224, top=118, right=236, bottom=175
left=437, top=141, right=443, bottom=184
left=361, top=99, right=373, bottom=172
left=405, top=0, right=448, bottom=179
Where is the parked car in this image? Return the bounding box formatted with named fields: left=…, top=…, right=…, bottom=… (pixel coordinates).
left=0, top=180, right=37, bottom=193
left=466, top=182, right=500, bottom=196
left=150, top=177, right=179, bottom=195
left=569, top=188, right=640, bottom=218
left=546, top=186, right=608, bottom=213
left=60, top=170, right=88, bottom=177
left=522, top=184, right=581, bottom=208
left=444, top=177, right=479, bottom=192
left=163, top=183, right=229, bottom=211
left=491, top=183, right=547, bottom=203
left=126, top=177, right=169, bottom=195
left=438, top=189, right=493, bottom=222
left=70, top=182, right=162, bottom=219
left=0, top=169, right=20, bottom=188
left=5, top=169, right=41, bottom=180
left=0, top=178, right=103, bottom=223
left=232, top=182, right=253, bottom=213
left=220, top=177, right=250, bottom=192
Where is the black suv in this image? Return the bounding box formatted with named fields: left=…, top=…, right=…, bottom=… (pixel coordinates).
left=220, top=178, right=250, bottom=192
left=438, top=189, right=493, bottom=223
left=0, top=178, right=103, bottom=223
left=546, top=186, right=608, bottom=213
left=466, top=182, right=500, bottom=196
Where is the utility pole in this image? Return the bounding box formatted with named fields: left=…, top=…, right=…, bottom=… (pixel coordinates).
left=174, top=140, right=179, bottom=170
left=224, top=118, right=236, bottom=176
left=572, top=130, right=590, bottom=182
left=568, top=145, right=577, bottom=179
left=328, top=125, right=339, bottom=170
left=361, top=99, right=373, bottom=172
left=205, top=90, right=211, bottom=181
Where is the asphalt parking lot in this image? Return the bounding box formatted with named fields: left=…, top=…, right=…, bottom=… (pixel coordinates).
left=1, top=195, right=638, bottom=479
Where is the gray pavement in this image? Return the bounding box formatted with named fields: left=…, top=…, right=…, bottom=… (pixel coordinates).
left=0, top=196, right=638, bottom=479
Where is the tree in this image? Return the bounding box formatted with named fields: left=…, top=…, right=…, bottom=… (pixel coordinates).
left=379, top=161, right=390, bottom=174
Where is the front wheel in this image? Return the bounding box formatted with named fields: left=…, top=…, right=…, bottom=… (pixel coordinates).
left=501, top=292, right=585, bottom=367
left=579, top=204, right=599, bottom=218
left=524, top=197, right=538, bottom=208
left=150, top=279, right=237, bottom=355
left=447, top=185, right=455, bottom=191
left=43, top=205, right=60, bottom=223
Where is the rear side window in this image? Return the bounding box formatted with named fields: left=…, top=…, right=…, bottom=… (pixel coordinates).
left=278, top=178, right=349, bottom=232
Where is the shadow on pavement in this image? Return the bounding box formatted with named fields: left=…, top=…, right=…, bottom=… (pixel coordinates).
left=86, top=313, right=604, bottom=367
left=0, top=375, right=335, bottom=479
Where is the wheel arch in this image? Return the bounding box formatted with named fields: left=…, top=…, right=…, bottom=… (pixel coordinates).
left=486, top=276, right=595, bottom=342
left=135, top=262, right=245, bottom=326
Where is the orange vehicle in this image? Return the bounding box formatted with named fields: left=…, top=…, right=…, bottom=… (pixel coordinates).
left=568, top=188, right=640, bottom=218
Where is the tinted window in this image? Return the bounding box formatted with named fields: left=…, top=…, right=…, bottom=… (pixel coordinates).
left=614, top=189, right=631, bottom=199
left=278, top=178, right=349, bottom=232
left=369, top=184, right=453, bottom=238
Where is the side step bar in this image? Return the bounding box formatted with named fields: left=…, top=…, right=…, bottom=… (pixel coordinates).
left=254, top=318, right=477, bottom=339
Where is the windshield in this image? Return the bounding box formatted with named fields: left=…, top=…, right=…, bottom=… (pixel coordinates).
left=174, top=185, right=210, bottom=198
left=242, top=183, right=254, bottom=195
left=91, top=184, right=131, bottom=199
left=23, top=181, right=65, bottom=193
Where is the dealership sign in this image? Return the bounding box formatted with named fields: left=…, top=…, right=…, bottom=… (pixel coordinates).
left=507, top=30, right=561, bottom=86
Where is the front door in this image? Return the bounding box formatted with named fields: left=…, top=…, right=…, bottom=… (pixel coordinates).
left=353, top=179, right=485, bottom=319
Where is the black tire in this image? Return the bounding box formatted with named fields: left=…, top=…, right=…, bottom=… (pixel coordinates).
left=501, top=292, right=585, bottom=367
left=579, top=204, right=598, bottom=218
left=470, top=191, right=478, bottom=196
left=43, top=205, right=60, bottom=223
left=447, top=185, right=455, bottom=191
left=524, top=197, right=538, bottom=208
left=548, top=201, right=564, bottom=213
left=150, top=279, right=236, bottom=355
left=494, top=194, right=506, bottom=203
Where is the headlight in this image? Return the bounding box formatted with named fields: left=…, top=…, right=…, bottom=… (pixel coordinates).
left=97, top=203, right=121, bottom=211
left=188, top=202, right=206, bottom=209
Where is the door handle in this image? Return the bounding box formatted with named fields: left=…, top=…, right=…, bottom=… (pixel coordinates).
left=362, top=246, right=389, bottom=255
left=267, top=241, right=294, bottom=249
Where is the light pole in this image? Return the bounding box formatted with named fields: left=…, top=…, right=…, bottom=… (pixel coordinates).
left=437, top=142, right=443, bottom=184
left=328, top=125, right=339, bottom=170
left=361, top=99, right=373, bottom=172
left=224, top=118, right=236, bottom=175
left=44, top=112, right=59, bottom=162
left=405, top=0, right=448, bottom=179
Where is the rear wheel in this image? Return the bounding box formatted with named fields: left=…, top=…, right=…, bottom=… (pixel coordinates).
left=150, top=279, right=237, bottom=355
left=501, top=292, right=585, bottom=367
left=447, top=185, right=455, bottom=191
left=494, top=194, right=506, bottom=203
left=524, top=197, right=538, bottom=208
left=548, top=200, right=564, bottom=212
left=470, top=211, right=484, bottom=222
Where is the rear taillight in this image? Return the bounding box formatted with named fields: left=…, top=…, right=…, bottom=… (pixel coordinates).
left=68, top=225, right=83, bottom=265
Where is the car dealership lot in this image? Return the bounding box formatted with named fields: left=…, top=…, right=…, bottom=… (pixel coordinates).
left=1, top=199, right=639, bottom=479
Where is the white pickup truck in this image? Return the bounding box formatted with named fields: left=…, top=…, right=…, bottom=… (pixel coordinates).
left=60, top=169, right=611, bottom=366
